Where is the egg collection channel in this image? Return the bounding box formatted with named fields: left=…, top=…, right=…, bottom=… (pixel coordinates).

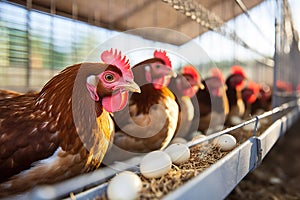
left=95, top=118, right=271, bottom=200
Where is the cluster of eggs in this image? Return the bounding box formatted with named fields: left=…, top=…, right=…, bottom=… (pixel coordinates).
left=107, top=134, right=236, bottom=200
left=107, top=141, right=190, bottom=200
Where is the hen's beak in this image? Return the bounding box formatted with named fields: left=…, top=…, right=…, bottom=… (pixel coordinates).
left=122, top=81, right=141, bottom=93
left=198, top=82, right=205, bottom=90
left=170, top=70, right=177, bottom=78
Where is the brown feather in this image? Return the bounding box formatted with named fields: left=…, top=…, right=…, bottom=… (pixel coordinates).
left=0, top=89, right=22, bottom=100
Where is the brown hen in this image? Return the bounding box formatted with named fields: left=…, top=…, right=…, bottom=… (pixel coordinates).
left=195, top=67, right=229, bottom=134
left=102, top=50, right=178, bottom=164
left=168, top=65, right=204, bottom=139
left=225, top=65, right=247, bottom=126
left=0, top=49, right=140, bottom=197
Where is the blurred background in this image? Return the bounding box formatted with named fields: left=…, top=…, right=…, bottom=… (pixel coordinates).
left=0, top=0, right=299, bottom=106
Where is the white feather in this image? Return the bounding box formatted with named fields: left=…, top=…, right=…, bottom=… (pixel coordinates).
left=86, top=75, right=98, bottom=86
left=145, top=65, right=151, bottom=72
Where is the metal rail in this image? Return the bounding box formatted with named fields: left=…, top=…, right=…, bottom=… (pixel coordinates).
left=188, top=99, right=300, bottom=148
left=163, top=105, right=300, bottom=200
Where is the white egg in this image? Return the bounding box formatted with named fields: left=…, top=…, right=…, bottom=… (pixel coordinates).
left=230, top=116, right=243, bottom=125
left=164, top=143, right=190, bottom=164
left=192, top=134, right=208, bottom=145
left=140, top=151, right=172, bottom=179
left=255, top=109, right=265, bottom=115
left=214, top=134, right=236, bottom=151
left=107, top=171, right=142, bottom=200
left=260, top=118, right=269, bottom=125
left=170, top=137, right=187, bottom=144
left=188, top=131, right=203, bottom=140
left=206, top=128, right=215, bottom=135
left=243, top=121, right=260, bottom=131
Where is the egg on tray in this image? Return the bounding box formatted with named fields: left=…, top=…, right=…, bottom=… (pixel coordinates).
left=164, top=143, right=191, bottom=164
left=192, top=133, right=209, bottom=145
left=140, top=151, right=172, bottom=179
left=213, top=134, right=237, bottom=151
left=170, top=137, right=188, bottom=144
left=107, top=171, right=142, bottom=200
left=242, top=121, right=260, bottom=131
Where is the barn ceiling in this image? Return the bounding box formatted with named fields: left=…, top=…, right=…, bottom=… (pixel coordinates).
left=8, top=0, right=264, bottom=45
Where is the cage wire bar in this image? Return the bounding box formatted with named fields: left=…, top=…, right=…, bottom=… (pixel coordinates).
left=163, top=0, right=276, bottom=89
left=273, top=0, right=300, bottom=107
left=234, top=0, right=273, bottom=46
left=161, top=0, right=274, bottom=66
left=0, top=0, right=104, bottom=92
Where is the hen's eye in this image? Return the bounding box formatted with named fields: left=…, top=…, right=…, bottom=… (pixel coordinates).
left=105, top=74, right=114, bottom=82
left=155, top=65, right=161, bottom=69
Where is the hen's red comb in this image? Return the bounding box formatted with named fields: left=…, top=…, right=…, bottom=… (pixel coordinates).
left=210, top=67, right=224, bottom=83
left=231, top=65, right=246, bottom=77
left=153, top=50, right=172, bottom=68
left=247, top=81, right=260, bottom=95
left=276, top=80, right=293, bottom=92
left=182, top=65, right=200, bottom=83
left=101, top=48, right=132, bottom=79
left=297, top=84, right=300, bottom=92
left=101, top=48, right=130, bottom=71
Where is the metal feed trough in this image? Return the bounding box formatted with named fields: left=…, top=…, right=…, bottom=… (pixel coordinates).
left=12, top=99, right=298, bottom=200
